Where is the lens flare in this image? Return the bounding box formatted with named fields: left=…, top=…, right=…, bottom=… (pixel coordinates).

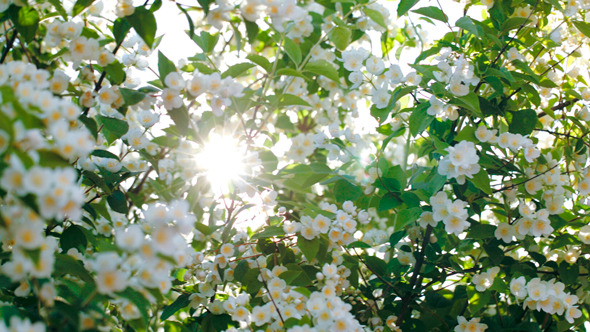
left=197, top=134, right=246, bottom=191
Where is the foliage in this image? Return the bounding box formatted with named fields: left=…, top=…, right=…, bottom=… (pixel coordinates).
left=0, top=0, right=589, bottom=331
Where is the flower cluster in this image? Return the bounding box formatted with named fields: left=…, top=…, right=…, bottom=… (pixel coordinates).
left=427, top=191, right=471, bottom=235
left=510, top=277, right=582, bottom=323
left=438, top=140, right=480, bottom=184
left=286, top=201, right=369, bottom=246
left=472, top=267, right=500, bottom=292
left=433, top=49, right=480, bottom=96
left=454, top=316, right=488, bottom=332
left=475, top=127, right=541, bottom=163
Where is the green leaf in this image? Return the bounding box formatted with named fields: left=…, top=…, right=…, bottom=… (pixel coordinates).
left=245, top=20, right=259, bottom=42
left=378, top=192, right=402, bottom=211
left=104, top=61, right=126, bottom=85
left=333, top=179, right=362, bottom=203
left=107, top=190, right=128, bottom=214
left=558, top=261, right=579, bottom=284
left=37, top=150, right=70, bottom=168
left=53, top=254, right=94, bottom=283
left=246, top=54, right=271, bottom=72
left=508, top=109, right=538, bottom=135
left=127, top=7, right=157, bottom=48
left=96, top=115, right=129, bottom=143
left=467, top=224, right=496, bottom=239
left=455, top=16, right=480, bottom=37
left=278, top=270, right=302, bottom=284
left=297, top=237, right=320, bottom=261
left=177, top=4, right=195, bottom=38
left=222, top=63, right=255, bottom=79
left=72, top=0, right=95, bottom=16
left=91, top=149, right=119, bottom=159
left=158, top=51, right=177, bottom=82
left=483, top=241, right=504, bottom=264
left=278, top=94, right=311, bottom=108
left=394, top=207, right=422, bottom=229
left=191, top=31, right=219, bottom=53
left=168, top=105, right=190, bottom=136
left=48, top=0, right=68, bottom=19
left=276, top=68, right=308, bottom=80
left=251, top=226, right=285, bottom=240
left=258, top=150, right=278, bottom=172
left=346, top=241, right=371, bottom=249
left=385, top=165, right=406, bottom=190
left=451, top=92, right=482, bottom=118
left=573, top=21, right=590, bottom=38
left=119, top=88, right=146, bottom=106
left=511, top=60, right=539, bottom=82
left=467, top=287, right=491, bottom=314
left=329, top=26, right=351, bottom=51
left=10, top=6, right=39, bottom=43
left=389, top=230, right=406, bottom=246
left=391, top=85, right=417, bottom=106
left=304, top=60, right=340, bottom=83
left=364, top=255, right=387, bottom=276
left=363, top=8, right=387, bottom=29
left=454, top=125, right=476, bottom=142
left=197, top=0, right=212, bottom=15
left=470, top=169, right=491, bottom=195
left=398, top=0, right=420, bottom=17
left=283, top=37, right=302, bottom=65
left=501, top=17, right=528, bottom=33
left=79, top=115, right=98, bottom=140
left=161, top=293, right=191, bottom=320
left=409, top=103, right=434, bottom=136
left=411, top=6, right=447, bottom=22
left=60, top=225, right=88, bottom=252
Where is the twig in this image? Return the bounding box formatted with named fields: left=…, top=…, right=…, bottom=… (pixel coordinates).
left=0, top=29, right=17, bottom=64
left=396, top=225, right=432, bottom=326
left=254, top=259, right=285, bottom=325
left=473, top=0, right=540, bottom=93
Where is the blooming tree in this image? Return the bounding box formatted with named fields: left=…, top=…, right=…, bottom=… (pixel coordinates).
left=0, top=0, right=589, bottom=331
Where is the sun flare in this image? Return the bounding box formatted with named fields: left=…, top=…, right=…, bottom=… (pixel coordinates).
left=197, top=134, right=246, bottom=190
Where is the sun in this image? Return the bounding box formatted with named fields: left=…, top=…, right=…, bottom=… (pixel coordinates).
left=197, top=133, right=246, bottom=191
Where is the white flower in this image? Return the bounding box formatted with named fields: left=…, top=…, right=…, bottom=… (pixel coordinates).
left=365, top=56, right=384, bottom=75
left=396, top=251, right=415, bottom=265
left=475, top=126, right=496, bottom=142
left=472, top=271, right=493, bottom=292
left=427, top=96, right=444, bottom=116
left=494, top=223, right=514, bottom=243
left=578, top=225, right=590, bottom=244
left=438, top=141, right=480, bottom=183
left=95, top=269, right=128, bottom=295
left=510, top=276, right=527, bottom=299
left=530, top=218, right=553, bottom=237
left=23, top=166, right=52, bottom=195
left=443, top=215, right=470, bottom=235
left=7, top=316, right=45, bottom=332
left=161, top=88, right=183, bottom=110
left=341, top=48, right=369, bottom=72
left=565, top=306, right=582, bottom=323
left=527, top=278, right=547, bottom=301
left=137, top=110, right=159, bottom=128
left=115, top=225, right=144, bottom=251
left=164, top=72, right=185, bottom=91
left=251, top=304, right=271, bottom=326
left=385, top=64, right=404, bottom=84
left=220, top=243, right=234, bottom=258
left=449, top=79, right=469, bottom=96
left=372, top=87, right=390, bottom=109
left=314, top=214, right=331, bottom=233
